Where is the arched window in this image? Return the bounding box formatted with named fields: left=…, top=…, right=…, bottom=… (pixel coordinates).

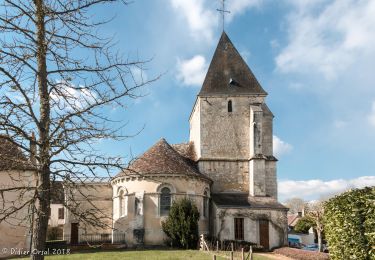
left=203, top=191, right=209, bottom=218
left=118, top=190, right=127, bottom=217
left=228, top=100, right=232, bottom=112
left=160, top=187, right=171, bottom=216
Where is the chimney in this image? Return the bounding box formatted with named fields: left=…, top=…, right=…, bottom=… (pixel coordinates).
left=30, top=132, right=36, bottom=165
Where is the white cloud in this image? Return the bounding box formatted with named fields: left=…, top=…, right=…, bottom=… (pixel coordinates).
left=50, top=80, right=97, bottom=111
left=279, top=176, right=375, bottom=201
left=169, top=0, right=263, bottom=42
left=226, top=0, right=263, bottom=21
left=169, top=0, right=217, bottom=42
left=276, top=0, right=375, bottom=80
left=273, top=135, right=293, bottom=157
left=176, top=55, right=208, bottom=86
left=367, top=101, right=375, bottom=127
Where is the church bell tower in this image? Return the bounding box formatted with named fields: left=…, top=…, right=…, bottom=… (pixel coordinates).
left=189, top=32, right=278, bottom=200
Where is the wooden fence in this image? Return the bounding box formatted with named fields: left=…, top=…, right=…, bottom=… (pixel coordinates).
left=200, top=234, right=255, bottom=260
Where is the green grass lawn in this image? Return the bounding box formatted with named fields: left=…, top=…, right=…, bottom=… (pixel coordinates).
left=22, top=250, right=271, bottom=260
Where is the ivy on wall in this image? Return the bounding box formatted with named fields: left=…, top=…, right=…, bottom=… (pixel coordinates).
left=324, top=187, right=374, bottom=260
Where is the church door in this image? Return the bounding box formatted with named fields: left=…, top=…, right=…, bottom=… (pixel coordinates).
left=259, top=220, right=269, bottom=250
left=70, top=223, right=79, bottom=245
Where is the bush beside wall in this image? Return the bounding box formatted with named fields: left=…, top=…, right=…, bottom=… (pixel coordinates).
left=324, top=187, right=374, bottom=260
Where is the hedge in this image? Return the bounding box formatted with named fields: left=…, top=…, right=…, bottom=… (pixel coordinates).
left=324, top=186, right=374, bottom=259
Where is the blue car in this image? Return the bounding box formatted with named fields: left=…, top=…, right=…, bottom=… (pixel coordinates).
left=302, top=244, right=318, bottom=251
left=302, top=244, right=328, bottom=252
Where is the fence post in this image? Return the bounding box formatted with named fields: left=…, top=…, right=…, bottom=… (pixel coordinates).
left=250, top=246, right=253, bottom=260
left=231, top=242, right=234, bottom=252
left=241, top=248, right=244, bottom=260
left=216, top=240, right=219, bottom=252
left=213, top=255, right=216, bottom=260
left=230, top=251, right=234, bottom=260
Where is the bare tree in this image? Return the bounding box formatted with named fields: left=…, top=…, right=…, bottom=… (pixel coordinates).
left=305, top=200, right=325, bottom=252
left=284, top=197, right=306, bottom=214
left=0, top=0, right=157, bottom=259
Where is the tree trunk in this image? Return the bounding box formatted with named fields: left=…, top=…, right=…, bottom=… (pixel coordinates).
left=31, top=0, right=50, bottom=259
left=317, top=229, right=323, bottom=252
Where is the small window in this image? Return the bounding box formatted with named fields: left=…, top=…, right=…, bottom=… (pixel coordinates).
left=228, top=100, right=232, bottom=112
left=160, top=187, right=171, bottom=216
left=58, top=208, right=64, bottom=220
left=119, top=190, right=127, bottom=217
left=203, top=191, right=209, bottom=218
left=135, top=197, right=142, bottom=216
left=234, top=218, right=244, bottom=240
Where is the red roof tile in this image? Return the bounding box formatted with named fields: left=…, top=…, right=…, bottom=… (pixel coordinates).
left=116, top=139, right=210, bottom=181
left=0, top=136, right=34, bottom=171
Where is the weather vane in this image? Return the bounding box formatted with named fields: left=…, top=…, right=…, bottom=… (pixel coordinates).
left=217, top=0, right=230, bottom=31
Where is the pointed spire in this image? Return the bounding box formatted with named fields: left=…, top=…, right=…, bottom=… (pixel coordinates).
left=199, top=32, right=267, bottom=96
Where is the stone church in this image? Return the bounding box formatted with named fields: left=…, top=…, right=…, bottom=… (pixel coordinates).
left=63, top=32, right=288, bottom=250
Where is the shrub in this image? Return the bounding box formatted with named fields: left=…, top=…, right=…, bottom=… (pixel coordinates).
left=47, top=226, right=63, bottom=241
left=294, top=216, right=315, bottom=234
left=324, top=187, right=374, bottom=260
left=161, top=198, right=200, bottom=249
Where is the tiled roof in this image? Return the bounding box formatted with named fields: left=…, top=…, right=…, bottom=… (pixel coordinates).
left=171, top=142, right=197, bottom=161
left=199, top=32, right=267, bottom=96
left=0, top=136, right=34, bottom=171
left=288, top=214, right=301, bottom=226
left=115, top=139, right=210, bottom=181
left=212, top=193, right=287, bottom=210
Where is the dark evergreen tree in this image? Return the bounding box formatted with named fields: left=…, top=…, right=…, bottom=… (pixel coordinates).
left=162, top=198, right=200, bottom=249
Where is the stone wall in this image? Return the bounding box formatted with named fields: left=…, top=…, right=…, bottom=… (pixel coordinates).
left=189, top=99, right=201, bottom=158
left=213, top=207, right=288, bottom=250
left=63, top=183, right=113, bottom=242
left=0, top=170, right=36, bottom=258
left=198, top=160, right=249, bottom=193
left=265, top=161, right=277, bottom=199
left=190, top=96, right=277, bottom=196
left=112, top=175, right=210, bottom=246
left=197, top=96, right=264, bottom=160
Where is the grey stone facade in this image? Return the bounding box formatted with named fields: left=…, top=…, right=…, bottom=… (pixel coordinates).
left=189, top=32, right=287, bottom=250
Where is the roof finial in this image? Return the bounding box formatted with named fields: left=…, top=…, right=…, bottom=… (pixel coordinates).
left=217, top=0, right=230, bottom=31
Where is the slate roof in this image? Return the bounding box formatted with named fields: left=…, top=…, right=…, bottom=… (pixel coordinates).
left=115, top=139, right=210, bottom=181
left=0, top=136, right=34, bottom=171
left=199, top=32, right=267, bottom=96
left=212, top=193, right=287, bottom=210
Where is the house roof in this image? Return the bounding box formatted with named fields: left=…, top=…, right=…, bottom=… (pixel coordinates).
left=288, top=213, right=302, bottom=227
left=199, top=32, right=267, bottom=97
left=0, top=136, right=34, bottom=171
left=211, top=193, right=287, bottom=210
left=171, top=142, right=197, bottom=161
left=115, top=138, right=210, bottom=181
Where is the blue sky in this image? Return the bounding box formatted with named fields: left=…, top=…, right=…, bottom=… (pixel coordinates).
left=92, top=0, right=375, bottom=201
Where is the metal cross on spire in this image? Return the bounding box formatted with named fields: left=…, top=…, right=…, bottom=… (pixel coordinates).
left=217, top=0, right=230, bottom=31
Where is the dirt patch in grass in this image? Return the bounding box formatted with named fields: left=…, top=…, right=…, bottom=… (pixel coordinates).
left=274, top=247, right=329, bottom=260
